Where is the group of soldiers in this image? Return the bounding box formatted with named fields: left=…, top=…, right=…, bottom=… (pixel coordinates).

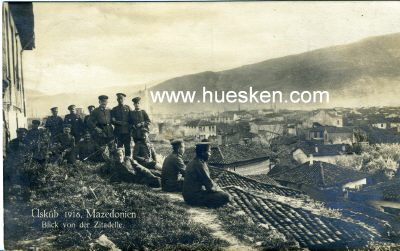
left=5, top=93, right=230, bottom=208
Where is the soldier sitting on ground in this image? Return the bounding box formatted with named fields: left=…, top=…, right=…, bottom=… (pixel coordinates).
left=76, top=131, right=105, bottom=163
left=161, top=139, right=186, bottom=192
left=25, top=120, right=50, bottom=166
left=53, top=124, right=76, bottom=165
left=106, top=148, right=161, bottom=188
left=132, top=129, right=161, bottom=170
left=182, top=141, right=230, bottom=208
left=5, top=128, right=30, bottom=183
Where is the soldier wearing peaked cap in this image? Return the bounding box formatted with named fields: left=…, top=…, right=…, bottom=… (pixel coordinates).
left=84, top=105, right=96, bottom=132
left=87, top=95, right=115, bottom=149
left=64, top=104, right=84, bottom=142
left=182, top=140, right=230, bottom=208
left=133, top=128, right=162, bottom=171
left=45, top=107, right=63, bottom=139
left=111, top=93, right=132, bottom=157
left=26, top=120, right=52, bottom=166
left=107, top=148, right=161, bottom=188
left=130, top=96, right=151, bottom=142
left=161, top=139, right=186, bottom=192
left=5, top=128, right=30, bottom=181
left=53, top=123, right=76, bottom=164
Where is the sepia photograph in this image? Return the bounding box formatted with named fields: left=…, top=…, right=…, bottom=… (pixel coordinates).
left=2, top=1, right=400, bottom=250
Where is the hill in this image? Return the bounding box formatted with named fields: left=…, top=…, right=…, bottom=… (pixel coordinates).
left=149, top=33, right=400, bottom=112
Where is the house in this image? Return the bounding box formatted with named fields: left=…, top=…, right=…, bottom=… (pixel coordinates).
left=292, top=141, right=352, bottom=164
left=3, top=2, right=35, bottom=154
left=269, top=160, right=370, bottom=201
left=388, top=117, right=400, bottom=133
left=302, top=110, right=343, bottom=128
left=182, top=119, right=216, bottom=140
left=306, top=123, right=355, bottom=144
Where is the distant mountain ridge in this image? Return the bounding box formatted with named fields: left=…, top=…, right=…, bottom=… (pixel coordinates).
left=26, top=33, right=400, bottom=117
left=149, top=33, right=400, bottom=112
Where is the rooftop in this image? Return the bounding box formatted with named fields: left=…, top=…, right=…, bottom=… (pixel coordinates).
left=269, top=161, right=369, bottom=188
left=9, top=3, right=35, bottom=50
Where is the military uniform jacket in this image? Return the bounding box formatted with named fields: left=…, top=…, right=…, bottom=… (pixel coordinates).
left=54, top=133, right=75, bottom=151
left=111, top=104, right=131, bottom=135
left=76, top=140, right=101, bottom=160
left=182, top=157, right=216, bottom=198
left=64, top=114, right=84, bottom=138
left=25, top=129, right=50, bottom=160
left=133, top=141, right=157, bottom=163
left=84, top=115, right=91, bottom=131
left=45, top=115, right=64, bottom=137
left=161, top=153, right=186, bottom=190
left=88, top=107, right=114, bottom=138
left=7, top=138, right=28, bottom=156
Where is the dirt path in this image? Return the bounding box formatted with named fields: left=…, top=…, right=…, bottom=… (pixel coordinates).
left=165, top=193, right=256, bottom=251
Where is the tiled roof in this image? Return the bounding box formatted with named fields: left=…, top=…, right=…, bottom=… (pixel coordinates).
left=180, top=144, right=270, bottom=167
left=209, top=167, right=302, bottom=197
left=184, top=119, right=215, bottom=127
left=246, top=173, right=281, bottom=186
left=226, top=186, right=378, bottom=249
left=269, top=161, right=369, bottom=188
left=358, top=178, right=400, bottom=201
left=309, top=126, right=353, bottom=134
left=297, top=141, right=350, bottom=157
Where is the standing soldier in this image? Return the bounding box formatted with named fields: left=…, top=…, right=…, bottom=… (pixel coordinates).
left=45, top=107, right=63, bottom=139
left=64, top=105, right=84, bottom=142
left=53, top=124, right=76, bottom=165
left=130, top=97, right=151, bottom=142
left=88, top=95, right=115, bottom=149
left=182, top=141, right=230, bottom=208
left=111, top=93, right=132, bottom=157
left=161, top=139, right=186, bottom=192
left=84, top=105, right=95, bottom=131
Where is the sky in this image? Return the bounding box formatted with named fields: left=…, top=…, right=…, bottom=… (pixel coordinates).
left=23, top=1, right=400, bottom=95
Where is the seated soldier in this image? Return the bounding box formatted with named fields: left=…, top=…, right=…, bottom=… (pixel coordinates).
left=76, top=131, right=105, bottom=162
left=53, top=124, right=76, bottom=165
left=108, top=148, right=161, bottom=188
left=133, top=129, right=161, bottom=170
left=182, top=141, right=230, bottom=208
left=161, top=139, right=186, bottom=192
left=5, top=128, right=30, bottom=182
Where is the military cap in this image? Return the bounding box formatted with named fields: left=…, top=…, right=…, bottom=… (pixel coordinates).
left=83, top=130, right=91, bottom=136
left=195, top=140, right=211, bottom=152
left=50, top=107, right=58, bottom=111
left=132, top=97, right=141, bottom=103
left=16, top=128, right=28, bottom=134
left=170, top=139, right=184, bottom=146
left=67, top=105, right=76, bottom=110
left=98, top=95, right=108, bottom=100
left=116, top=93, right=126, bottom=98
left=63, top=123, right=72, bottom=128
left=88, top=105, right=95, bottom=109
left=32, top=120, right=41, bottom=125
